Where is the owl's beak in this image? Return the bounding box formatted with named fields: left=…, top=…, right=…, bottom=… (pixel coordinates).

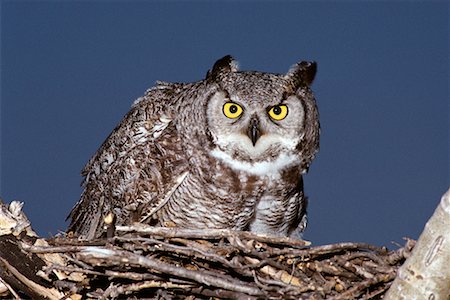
left=247, top=116, right=261, bottom=146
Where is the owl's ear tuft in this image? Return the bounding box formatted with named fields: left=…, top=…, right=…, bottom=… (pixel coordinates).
left=286, top=61, right=317, bottom=87
left=206, top=55, right=239, bottom=80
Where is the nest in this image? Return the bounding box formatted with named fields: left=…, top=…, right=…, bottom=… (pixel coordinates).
left=0, top=221, right=414, bottom=300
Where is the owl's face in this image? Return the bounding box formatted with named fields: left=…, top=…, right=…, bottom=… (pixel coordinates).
left=205, top=56, right=319, bottom=172
left=207, top=74, right=305, bottom=160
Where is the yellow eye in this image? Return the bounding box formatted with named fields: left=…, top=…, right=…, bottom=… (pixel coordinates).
left=223, top=102, right=243, bottom=119
left=268, top=105, right=288, bottom=121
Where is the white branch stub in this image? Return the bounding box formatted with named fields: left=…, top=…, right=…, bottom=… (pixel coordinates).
left=385, top=188, right=450, bottom=300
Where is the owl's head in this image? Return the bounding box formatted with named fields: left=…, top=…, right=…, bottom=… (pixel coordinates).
left=205, top=55, right=319, bottom=174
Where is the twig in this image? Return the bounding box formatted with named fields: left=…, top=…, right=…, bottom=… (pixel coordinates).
left=331, top=272, right=396, bottom=300
left=117, top=236, right=244, bottom=271
left=116, top=225, right=310, bottom=247
left=102, top=280, right=194, bottom=299
left=0, top=257, right=63, bottom=300
left=78, top=246, right=264, bottom=296
left=0, top=276, right=20, bottom=300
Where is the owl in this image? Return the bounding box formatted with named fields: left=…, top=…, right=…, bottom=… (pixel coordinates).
left=67, top=55, right=319, bottom=240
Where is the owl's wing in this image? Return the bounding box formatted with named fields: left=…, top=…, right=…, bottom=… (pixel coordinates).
left=67, top=82, right=189, bottom=239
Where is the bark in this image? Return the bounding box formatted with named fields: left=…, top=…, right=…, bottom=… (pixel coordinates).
left=385, top=188, right=450, bottom=300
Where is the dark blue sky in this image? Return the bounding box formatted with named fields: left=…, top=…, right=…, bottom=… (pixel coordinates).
left=1, top=2, right=448, bottom=247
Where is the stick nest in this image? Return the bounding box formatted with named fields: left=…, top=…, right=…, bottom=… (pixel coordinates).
left=0, top=222, right=414, bottom=300
left=0, top=200, right=414, bottom=299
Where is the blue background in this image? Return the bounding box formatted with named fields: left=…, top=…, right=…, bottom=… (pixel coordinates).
left=1, top=1, right=448, bottom=247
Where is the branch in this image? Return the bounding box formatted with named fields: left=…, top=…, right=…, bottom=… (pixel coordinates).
left=116, top=224, right=310, bottom=247
left=385, top=188, right=450, bottom=299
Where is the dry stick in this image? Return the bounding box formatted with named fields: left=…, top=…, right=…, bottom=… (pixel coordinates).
left=0, top=257, right=63, bottom=300
left=385, top=238, right=415, bottom=265
left=46, top=264, right=108, bottom=277
left=343, top=251, right=389, bottom=267
left=102, top=280, right=193, bottom=299
left=359, top=260, right=393, bottom=278
left=53, top=280, right=78, bottom=294
left=331, top=272, right=396, bottom=300
left=281, top=258, right=312, bottom=283
left=303, top=260, right=356, bottom=280
left=284, top=242, right=388, bottom=258
left=0, top=276, right=20, bottom=300
left=60, top=252, right=95, bottom=270
left=116, top=225, right=310, bottom=247
left=25, top=243, right=258, bottom=294
left=120, top=231, right=298, bottom=277
left=77, top=246, right=264, bottom=296
left=22, top=243, right=89, bottom=254
left=255, top=271, right=319, bottom=296
left=361, top=282, right=393, bottom=300
left=227, top=242, right=293, bottom=274
left=189, top=286, right=260, bottom=300
left=50, top=237, right=108, bottom=247
left=125, top=237, right=250, bottom=281
left=251, top=270, right=291, bottom=293
left=335, top=257, right=374, bottom=279
left=116, top=236, right=243, bottom=271
left=245, top=256, right=303, bottom=288
left=104, top=270, right=164, bottom=281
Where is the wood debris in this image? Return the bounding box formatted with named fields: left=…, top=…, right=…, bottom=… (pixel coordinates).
left=0, top=199, right=413, bottom=299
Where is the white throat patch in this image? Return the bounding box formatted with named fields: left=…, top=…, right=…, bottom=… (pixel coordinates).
left=210, top=149, right=298, bottom=177
left=214, top=133, right=299, bottom=158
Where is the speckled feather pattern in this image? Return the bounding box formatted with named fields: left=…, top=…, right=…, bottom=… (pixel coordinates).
left=68, top=56, right=319, bottom=239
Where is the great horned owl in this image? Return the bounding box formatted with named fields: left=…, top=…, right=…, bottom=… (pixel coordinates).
left=68, top=55, right=319, bottom=240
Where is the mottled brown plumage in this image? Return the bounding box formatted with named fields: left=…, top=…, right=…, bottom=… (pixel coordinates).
left=68, top=55, right=319, bottom=239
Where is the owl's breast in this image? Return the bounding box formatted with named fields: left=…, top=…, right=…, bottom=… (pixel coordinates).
left=156, top=157, right=263, bottom=230
left=157, top=147, right=303, bottom=232
left=204, top=150, right=305, bottom=235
